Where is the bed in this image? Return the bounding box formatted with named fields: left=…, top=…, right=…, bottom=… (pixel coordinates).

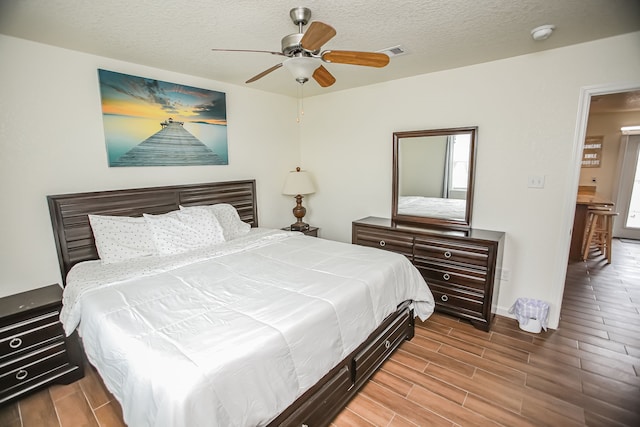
left=48, top=180, right=434, bottom=426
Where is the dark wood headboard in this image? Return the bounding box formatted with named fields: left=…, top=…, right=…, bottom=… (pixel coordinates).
left=48, top=180, right=257, bottom=284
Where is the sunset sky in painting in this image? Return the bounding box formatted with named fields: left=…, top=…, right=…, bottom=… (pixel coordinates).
left=98, top=69, right=227, bottom=125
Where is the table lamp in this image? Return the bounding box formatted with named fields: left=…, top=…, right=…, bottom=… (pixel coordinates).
left=282, top=167, right=316, bottom=231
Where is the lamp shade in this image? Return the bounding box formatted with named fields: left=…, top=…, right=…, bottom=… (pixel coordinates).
left=282, top=168, right=316, bottom=195
left=283, top=57, right=319, bottom=82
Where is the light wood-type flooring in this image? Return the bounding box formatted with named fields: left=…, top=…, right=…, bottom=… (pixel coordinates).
left=1, top=239, right=639, bottom=426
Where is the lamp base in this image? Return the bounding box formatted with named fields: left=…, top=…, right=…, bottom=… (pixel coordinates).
left=290, top=221, right=310, bottom=231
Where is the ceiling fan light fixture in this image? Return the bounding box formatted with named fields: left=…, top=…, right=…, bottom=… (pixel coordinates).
left=283, top=57, right=319, bottom=84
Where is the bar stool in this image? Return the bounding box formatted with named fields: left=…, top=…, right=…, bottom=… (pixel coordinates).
left=581, top=205, right=611, bottom=254
left=582, top=209, right=618, bottom=263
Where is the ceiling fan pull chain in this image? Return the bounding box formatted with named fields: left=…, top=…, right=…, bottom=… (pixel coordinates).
left=296, top=82, right=304, bottom=123
left=300, top=85, right=305, bottom=119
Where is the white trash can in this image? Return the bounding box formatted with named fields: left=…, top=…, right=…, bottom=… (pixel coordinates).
left=508, top=298, right=549, bottom=333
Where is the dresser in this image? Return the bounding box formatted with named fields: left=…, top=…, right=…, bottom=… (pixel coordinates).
left=0, top=284, right=84, bottom=406
left=352, top=217, right=504, bottom=331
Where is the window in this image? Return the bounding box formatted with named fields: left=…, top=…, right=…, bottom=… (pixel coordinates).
left=450, top=134, right=471, bottom=190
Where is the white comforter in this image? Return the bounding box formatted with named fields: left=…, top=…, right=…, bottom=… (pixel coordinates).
left=61, top=229, right=434, bottom=426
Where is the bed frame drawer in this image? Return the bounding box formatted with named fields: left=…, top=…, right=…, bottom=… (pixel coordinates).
left=269, top=303, right=414, bottom=427
left=279, top=365, right=352, bottom=426
left=353, top=306, right=411, bottom=385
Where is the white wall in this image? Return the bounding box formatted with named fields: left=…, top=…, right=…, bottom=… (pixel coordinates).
left=301, top=32, right=640, bottom=328
left=0, top=35, right=299, bottom=297
left=2, top=32, right=640, bottom=329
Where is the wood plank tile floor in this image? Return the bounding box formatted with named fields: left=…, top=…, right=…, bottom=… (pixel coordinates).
left=1, top=238, right=638, bottom=426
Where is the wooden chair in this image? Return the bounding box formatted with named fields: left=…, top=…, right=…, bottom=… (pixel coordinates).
left=582, top=209, right=619, bottom=263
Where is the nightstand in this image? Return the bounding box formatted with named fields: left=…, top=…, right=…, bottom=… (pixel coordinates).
left=0, top=284, right=84, bottom=406
left=282, top=226, right=319, bottom=237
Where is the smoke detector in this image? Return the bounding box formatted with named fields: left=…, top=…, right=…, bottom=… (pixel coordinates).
left=531, top=25, right=555, bottom=41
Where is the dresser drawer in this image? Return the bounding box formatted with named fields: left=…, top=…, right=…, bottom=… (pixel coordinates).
left=414, top=237, right=489, bottom=268
left=415, top=259, right=487, bottom=292
left=353, top=225, right=414, bottom=259
left=0, top=341, right=68, bottom=391
left=0, top=311, right=64, bottom=359
left=429, top=283, right=484, bottom=317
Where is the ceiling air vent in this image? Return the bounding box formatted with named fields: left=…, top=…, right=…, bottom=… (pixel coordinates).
left=378, top=45, right=408, bottom=58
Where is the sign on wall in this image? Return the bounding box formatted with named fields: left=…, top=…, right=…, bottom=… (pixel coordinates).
left=581, top=136, right=603, bottom=168
left=97, top=69, right=228, bottom=167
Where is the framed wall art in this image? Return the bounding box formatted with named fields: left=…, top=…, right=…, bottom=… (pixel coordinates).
left=97, top=69, right=228, bottom=167
left=581, top=135, right=603, bottom=168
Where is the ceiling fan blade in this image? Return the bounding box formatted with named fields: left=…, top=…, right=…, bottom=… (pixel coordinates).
left=321, top=50, right=390, bottom=67
left=312, top=66, right=336, bottom=87
left=246, top=63, right=283, bottom=83
left=212, top=48, right=285, bottom=56
left=300, top=21, right=336, bottom=51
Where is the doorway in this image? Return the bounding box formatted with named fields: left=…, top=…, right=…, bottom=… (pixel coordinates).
left=613, top=134, right=640, bottom=239
left=553, top=84, right=640, bottom=324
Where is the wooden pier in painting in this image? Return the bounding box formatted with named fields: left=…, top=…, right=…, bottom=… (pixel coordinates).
left=112, top=121, right=223, bottom=166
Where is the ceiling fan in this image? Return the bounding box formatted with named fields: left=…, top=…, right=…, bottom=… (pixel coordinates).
left=211, top=7, right=390, bottom=88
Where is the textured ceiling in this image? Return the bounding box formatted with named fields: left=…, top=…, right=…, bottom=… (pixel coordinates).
left=590, top=91, right=640, bottom=113
left=1, top=0, right=639, bottom=98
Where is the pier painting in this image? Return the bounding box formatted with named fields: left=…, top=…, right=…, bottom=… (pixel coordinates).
left=98, top=69, right=228, bottom=166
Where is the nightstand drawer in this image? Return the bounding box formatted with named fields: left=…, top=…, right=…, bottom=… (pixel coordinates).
left=0, top=341, right=68, bottom=391
left=0, top=284, right=84, bottom=405
left=0, top=311, right=64, bottom=359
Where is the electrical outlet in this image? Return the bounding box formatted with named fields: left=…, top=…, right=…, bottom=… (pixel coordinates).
left=527, top=175, right=545, bottom=189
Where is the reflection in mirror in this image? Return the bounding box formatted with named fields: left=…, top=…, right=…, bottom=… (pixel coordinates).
left=392, top=127, right=477, bottom=229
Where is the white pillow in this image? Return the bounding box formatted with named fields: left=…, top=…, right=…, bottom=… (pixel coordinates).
left=180, top=204, right=251, bottom=240
left=143, top=208, right=226, bottom=255
left=88, top=214, right=157, bottom=264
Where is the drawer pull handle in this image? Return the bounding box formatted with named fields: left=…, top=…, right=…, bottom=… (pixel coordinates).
left=16, top=369, right=28, bottom=381
left=379, top=240, right=386, bottom=247
left=9, top=337, right=22, bottom=349
left=443, top=273, right=451, bottom=281
left=444, top=251, right=452, bottom=258
left=441, top=294, right=449, bottom=302
left=384, top=340, right=391, bottom=349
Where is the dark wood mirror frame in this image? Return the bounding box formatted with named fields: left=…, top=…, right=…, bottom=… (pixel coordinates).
left=392, top=126, right=478, bottom=230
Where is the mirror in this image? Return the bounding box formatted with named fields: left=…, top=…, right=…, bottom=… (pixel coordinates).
left=392, top=126, right=477, bottom=230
